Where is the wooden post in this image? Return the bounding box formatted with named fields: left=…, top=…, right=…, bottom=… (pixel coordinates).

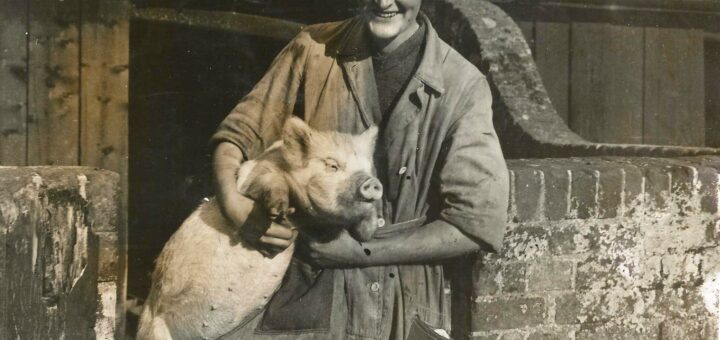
left=0, top=167, right=121, bottom=339
left=80, top=1, right=130, bottom=336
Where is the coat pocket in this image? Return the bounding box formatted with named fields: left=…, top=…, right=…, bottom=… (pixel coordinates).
left=256, top=258, right=334, bottom=333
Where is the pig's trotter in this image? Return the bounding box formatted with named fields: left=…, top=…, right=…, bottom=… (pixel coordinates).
left=264, top=185, right=291, bottom=222
left=244, top=168, right=293, bottom=221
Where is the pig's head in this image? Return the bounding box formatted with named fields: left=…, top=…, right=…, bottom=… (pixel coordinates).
left=280, top=117, right=382, bottom=242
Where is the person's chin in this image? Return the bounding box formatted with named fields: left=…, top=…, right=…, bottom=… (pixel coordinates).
left=367, top=22, right=401, bottom=41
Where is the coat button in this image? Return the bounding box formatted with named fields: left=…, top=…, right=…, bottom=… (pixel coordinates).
left=398, top=167, right=407, bottom=175
left=377, top=218, right=385, bottom=228
left=370, top=282, right=380, bottom=292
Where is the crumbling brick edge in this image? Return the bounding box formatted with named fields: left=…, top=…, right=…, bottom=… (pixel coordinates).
left=469, top=156, right=720, bottom=340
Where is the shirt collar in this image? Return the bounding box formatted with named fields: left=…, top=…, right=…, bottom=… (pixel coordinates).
left=337, top=13, right=447, bottom=95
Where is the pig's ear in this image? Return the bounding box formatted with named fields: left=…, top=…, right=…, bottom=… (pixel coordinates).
left=356, top=125, right=379, bottom=155
left=282, top=116, right=313, bottom=158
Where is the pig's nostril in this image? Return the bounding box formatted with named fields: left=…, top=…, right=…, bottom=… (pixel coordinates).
left=359, top=178, right=383, bottom=201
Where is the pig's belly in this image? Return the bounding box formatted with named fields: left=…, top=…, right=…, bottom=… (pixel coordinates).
left=159, top=200, right=294, bottom=340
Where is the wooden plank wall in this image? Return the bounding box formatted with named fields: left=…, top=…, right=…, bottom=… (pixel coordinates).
left=0, top=0, right=28, bottom=165
left=571, top=23, right=645, bottom=144
left=0, top=0, right=129, bottom=174
left=27, top=0, right=82, bottom=166
left=0, top=0, right=129, bottom=334
left=517, top=20, right=707, bottom=146
left=644, top=28, right=705, bottom=146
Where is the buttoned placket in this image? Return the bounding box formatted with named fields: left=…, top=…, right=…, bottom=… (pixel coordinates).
left=333, top=15, right=453, bottom=338
left=370, top=82, right=432, bottom=340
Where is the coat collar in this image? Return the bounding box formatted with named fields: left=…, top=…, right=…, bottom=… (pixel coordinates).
left=337, top=13, right=447, bottom=95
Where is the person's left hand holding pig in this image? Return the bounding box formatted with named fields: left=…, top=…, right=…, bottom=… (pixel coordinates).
left=212, top=141, right=298, bottom=255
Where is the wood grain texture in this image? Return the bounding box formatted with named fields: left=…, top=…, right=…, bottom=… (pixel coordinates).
left=80, top=2, right=130, bottom=336
left=535, top=22, right=570, bottom=124
left=644, top=28, right=705, bottom=146
left=80, top=0, right=129, bottom=173
left=0, top=0, right=28, bottom=165
left=570, top=23, right=644, bottom=144
left=27, top=0, right=81, bottom=166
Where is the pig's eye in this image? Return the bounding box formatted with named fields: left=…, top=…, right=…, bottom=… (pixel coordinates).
left=324, top=158, right=340, bottom=173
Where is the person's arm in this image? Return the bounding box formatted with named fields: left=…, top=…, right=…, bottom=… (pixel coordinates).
left=210, top=30, right=311, bottom=252
left=210, top=29, right=310, bottom=161
left=299, top=76, right=509, bottom=268
left=213, top=142, right=296, bottom=253
left=298, top=220, right=481, bottom=267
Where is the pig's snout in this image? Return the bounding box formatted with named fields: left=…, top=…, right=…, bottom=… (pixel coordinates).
left=359, top=177, right=383, bottom=201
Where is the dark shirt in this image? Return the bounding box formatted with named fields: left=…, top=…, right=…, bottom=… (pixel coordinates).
left=372, top=21, right=426, bottom=126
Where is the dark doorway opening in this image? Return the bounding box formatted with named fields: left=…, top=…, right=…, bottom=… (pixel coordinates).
left=128, top=20, right=288, bottom=298
left=706, top=39, right=720, bottom=147
left=126, top=2, right=359, bottom=301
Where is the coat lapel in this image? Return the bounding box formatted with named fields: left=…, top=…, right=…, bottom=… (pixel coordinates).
left=381, top=14, right=448, bottom=148
left=340, top=59, right=380, bottom=129
left=335, top=13, right=449, bottom=135
left=381, top=79, right=425, bottom=148
left=337, top=18, right=380, bottom=129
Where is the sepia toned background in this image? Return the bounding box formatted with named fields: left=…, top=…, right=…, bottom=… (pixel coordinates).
left=1, top=0, right=720, bottom=339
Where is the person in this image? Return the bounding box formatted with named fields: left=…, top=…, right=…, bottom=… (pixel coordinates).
left=210, top=0, right=509, bottom=339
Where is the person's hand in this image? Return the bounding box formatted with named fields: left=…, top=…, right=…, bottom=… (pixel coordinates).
left=296, top=229, right=369, bottom=268
left=242, top=201, right=298, bottom=256
left=213, top=142, right=297, bottom=256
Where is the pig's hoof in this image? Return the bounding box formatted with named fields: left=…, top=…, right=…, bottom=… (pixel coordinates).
left=268, top=201, right=294, bottom=222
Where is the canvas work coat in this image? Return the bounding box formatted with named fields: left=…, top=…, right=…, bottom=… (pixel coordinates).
left=211, top=13, right=509, bottom=340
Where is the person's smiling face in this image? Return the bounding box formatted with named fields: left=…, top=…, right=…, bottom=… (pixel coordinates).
left=361, top=0, right=422, bottom=49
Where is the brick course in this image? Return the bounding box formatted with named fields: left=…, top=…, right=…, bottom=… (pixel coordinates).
left=470, top=156, right=720, bottom=340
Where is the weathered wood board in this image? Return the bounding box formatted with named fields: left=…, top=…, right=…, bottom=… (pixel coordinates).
left=80, top=3, right=130, bottom=334
left=570, top=23, right=644, bottom=144
left=0, top=0, right=28, bottom=166
left=27, top=0, right=81, bottom=166
left=81, top=0, right=130, bottom=174
left=644, top=28, right=705, bottom=146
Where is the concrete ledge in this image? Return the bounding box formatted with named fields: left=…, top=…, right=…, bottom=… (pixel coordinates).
left=507, top=156, right=720, bottom=222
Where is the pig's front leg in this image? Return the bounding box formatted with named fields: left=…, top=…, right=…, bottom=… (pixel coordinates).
left=243, top=168, right=294, bottom=222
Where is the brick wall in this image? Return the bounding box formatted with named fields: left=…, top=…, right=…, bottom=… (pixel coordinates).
left=471, top=156, right=720, bottom=339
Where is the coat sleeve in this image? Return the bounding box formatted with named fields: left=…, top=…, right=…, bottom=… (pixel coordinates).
left=437, top=76, right=509, bottom=253
left=209, top=30, right=311, bottom=160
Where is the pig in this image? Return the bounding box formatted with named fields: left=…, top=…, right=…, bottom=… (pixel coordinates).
left=137, top=117, right=383, bottom=340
